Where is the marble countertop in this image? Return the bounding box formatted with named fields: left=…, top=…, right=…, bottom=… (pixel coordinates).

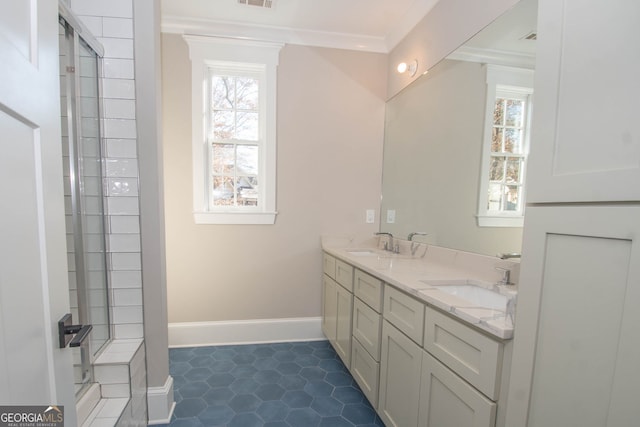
left=322, top=236, right=518, bottom=340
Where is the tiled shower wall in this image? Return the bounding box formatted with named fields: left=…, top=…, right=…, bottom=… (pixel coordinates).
left=68, top=0, right=144, bottom=341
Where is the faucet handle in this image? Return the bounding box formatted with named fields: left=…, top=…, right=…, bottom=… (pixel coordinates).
left=495, top=266, right=513, bottom=286
left=375, top=232, right=394, bottom=252
left=408, top=231, right=428, bottom=241
left=497, top=252, right=521, bottom=260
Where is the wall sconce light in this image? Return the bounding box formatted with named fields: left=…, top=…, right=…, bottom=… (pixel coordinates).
left=397, top=59, right=418, bottom=77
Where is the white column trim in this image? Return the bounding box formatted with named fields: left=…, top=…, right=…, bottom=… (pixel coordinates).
left=147, top=375, right=175, bottom=425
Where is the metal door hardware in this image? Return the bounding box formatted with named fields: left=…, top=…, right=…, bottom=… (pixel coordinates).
left=58, top=313, right=92, bottom=348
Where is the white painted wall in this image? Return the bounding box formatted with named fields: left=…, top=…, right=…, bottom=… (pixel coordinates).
left=162, top=36, right=387, bottom=328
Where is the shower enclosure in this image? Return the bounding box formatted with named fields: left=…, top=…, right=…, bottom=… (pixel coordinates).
left=59, top=11, right=111, bottom=400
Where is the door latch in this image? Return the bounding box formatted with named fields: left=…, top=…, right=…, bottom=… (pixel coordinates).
left=58, top=313, right=93, bottom=348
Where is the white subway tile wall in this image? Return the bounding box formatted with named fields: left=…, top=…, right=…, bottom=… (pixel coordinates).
left=110, top=252, right=141, bottom=271
left=112, top=306, right=144, bottom=325
left=110, top=216, right=140, bottom=234
left=103, top=58, right=135, bottom=79
left=102, top=79, right=136, bottom=99
left=107, top=197, right=139, bottom=215
left=103, top=99, right=136, bottom=119
left=107, top=178, right=140, bottom=197
left=105, top=139, right=138, bottom=158
left=103, top=18, right=133, bottom=39
left=71, top=1, right=147, bottom=424
left=70, top=0, right=133, bottom=19
left=114, top=324, right=145, bottom=340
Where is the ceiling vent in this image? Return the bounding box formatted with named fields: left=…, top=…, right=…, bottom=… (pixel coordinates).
left=237, top=0, right=274, bottom=9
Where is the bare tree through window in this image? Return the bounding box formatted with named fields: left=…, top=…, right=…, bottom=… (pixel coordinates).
left=209, top=73, right=260, bottom=207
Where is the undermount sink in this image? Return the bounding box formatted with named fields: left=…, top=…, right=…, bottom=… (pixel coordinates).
left=427, top=282, right=513, bottom=312
left=345, top=249, right=379, bottom=257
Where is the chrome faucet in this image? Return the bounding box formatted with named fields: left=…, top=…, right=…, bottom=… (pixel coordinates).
left=375, top=232, right=397, bottom=253
left=408, top=232, right=428, bottom=256
left=408, top=231, right=428, bottom=241
left=495, top=267, right=513, bottom=286
left=497, top=252, right=521, bottom=260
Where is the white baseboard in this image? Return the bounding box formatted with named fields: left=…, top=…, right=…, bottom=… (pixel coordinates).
left=168, top=316, right=324, bottom=348
left=147, top=375, right=175, bottom=425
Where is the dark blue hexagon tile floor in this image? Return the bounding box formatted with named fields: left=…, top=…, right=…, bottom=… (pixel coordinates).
left=155, top=340, right=385, bottom=427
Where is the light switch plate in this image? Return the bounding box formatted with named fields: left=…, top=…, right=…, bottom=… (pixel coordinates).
left=386, top=209, right=396, bottom=223
left=366, top=209, right=375, bottom=223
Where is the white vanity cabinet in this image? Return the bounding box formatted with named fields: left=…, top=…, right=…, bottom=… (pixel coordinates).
left=377, top=289, right=506, bottom=427
left=321, top=254, right=353, bottom=367
left=321, top=252, right=512, bottom=427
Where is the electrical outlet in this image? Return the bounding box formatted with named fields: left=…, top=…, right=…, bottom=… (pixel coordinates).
left=366, top=209, right=375, bottom=223
left=387, top=209, right=396, bottom=223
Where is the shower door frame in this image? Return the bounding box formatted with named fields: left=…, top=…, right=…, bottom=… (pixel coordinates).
left=59, top=2, right=112, bottom=401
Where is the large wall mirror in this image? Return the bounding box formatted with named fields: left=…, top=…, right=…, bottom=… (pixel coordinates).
left=380, top=0, right=537, bottom=257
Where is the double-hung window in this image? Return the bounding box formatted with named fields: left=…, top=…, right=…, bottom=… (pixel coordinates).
left=477, top=65, right=534, bottom=227
left=209, top=66, right=261, bottom=209
left=185, top=36, right=282, bottom=224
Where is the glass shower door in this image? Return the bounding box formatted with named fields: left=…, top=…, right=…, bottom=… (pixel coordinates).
left=59, top=16, right=111, bottom=400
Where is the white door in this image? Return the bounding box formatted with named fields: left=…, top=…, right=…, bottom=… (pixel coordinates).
left=526, top=0, right=640, bottom=203
left=0, top=0, right=76, bottom=422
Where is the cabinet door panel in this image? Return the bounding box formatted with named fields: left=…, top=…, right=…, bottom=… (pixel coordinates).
left=335, top=283, right=353, bottom=367
left=322, top=276, right=337, bottom=342
left=354, top=269, right=383, bottom=311
left=335, top=259, right=354, bottom=291
left=351, top=338, right=379, bottom=408
left=506, top=206, right=640, bottom=427
left=527, top=0, right=640, bottom=203
left=378, top=321, right=422, bottom=427
left=353, top=298, right=382, bottom=360
left=383, top=286, right=425, bottom=345
left=323, top=253, right=336, bottom=279
left=420, top=351, right=496, bottom=427
left=424, top=307, right=503, bottom=400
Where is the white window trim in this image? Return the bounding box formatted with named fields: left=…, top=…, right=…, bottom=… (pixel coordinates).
left=185, top=35, right=282, bottom=225
left=477, top=64, right=534, bottom=228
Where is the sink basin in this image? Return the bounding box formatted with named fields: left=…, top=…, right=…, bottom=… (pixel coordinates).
left=429, top=283, right=510, bottom=311
left=345, top=250, right=378, bottom=257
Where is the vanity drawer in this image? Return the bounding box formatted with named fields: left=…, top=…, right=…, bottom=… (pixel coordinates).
left=354, top=269, right=383, bottom=312
left=335, top=259, right=354, bottom=291
left=353, top=298, right=382, bottom=360
left=323, top=253, right=336, bottom=279
left=424, top=306, right=503, bottom=400
left=383, top=286, right=425, bottom=345
left=351, top=338, right=379, bottom=408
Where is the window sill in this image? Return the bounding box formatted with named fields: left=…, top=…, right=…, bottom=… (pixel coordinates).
left=194, top=211, right=277, bottom=225
left=476, top=215, right=524, bottom=228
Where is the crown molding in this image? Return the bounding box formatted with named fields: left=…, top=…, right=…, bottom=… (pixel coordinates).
left=162, top=15, right=388, bottom=53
